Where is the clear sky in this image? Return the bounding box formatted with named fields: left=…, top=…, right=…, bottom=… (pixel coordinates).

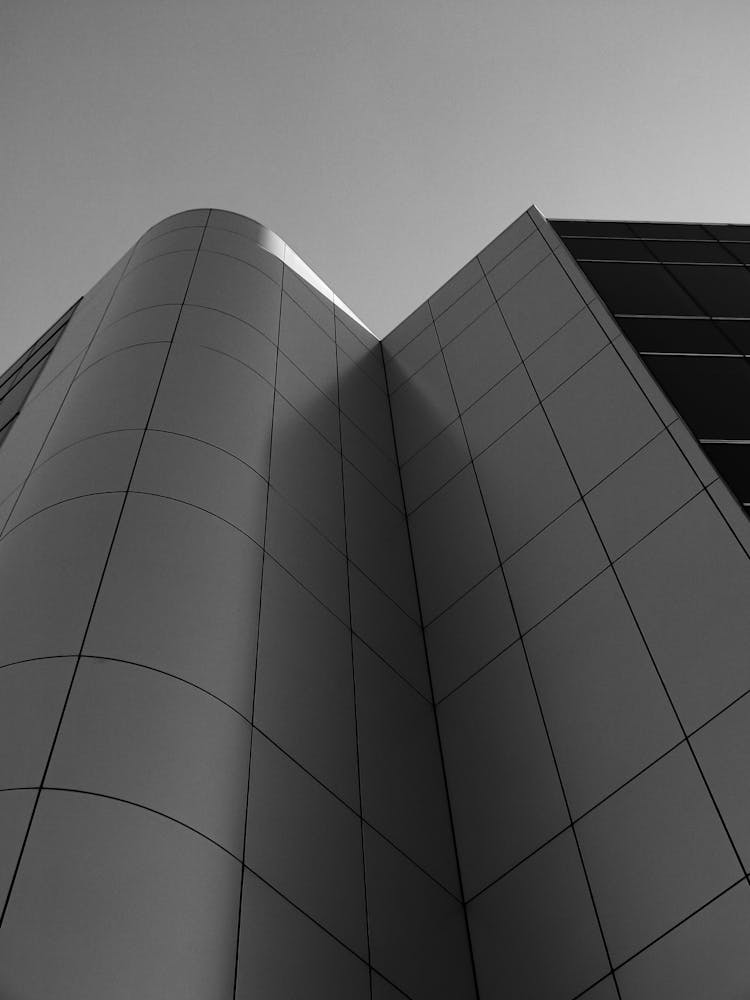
left=2, top=0, right=750, bottom=367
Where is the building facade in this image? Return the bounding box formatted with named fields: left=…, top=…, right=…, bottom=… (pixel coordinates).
left=0, top=206, right=749, bottom=998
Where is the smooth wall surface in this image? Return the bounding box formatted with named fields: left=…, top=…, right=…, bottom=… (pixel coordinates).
left=0, top=209, right=473, bottom=999
left=2, top=204, right=750, bottom=998
left=384, top=207, right=750, bottom=998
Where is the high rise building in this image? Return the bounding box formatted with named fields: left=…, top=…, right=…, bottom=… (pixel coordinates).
left=0, top=206, right=749, bottom=999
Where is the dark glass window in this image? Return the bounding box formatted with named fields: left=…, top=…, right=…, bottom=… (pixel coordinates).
left=630, top=222, right=709, bottom=239
left=578, top=261, right=701, bottom=316
left=715, top=320, right=750, bottom=354
left=641, top=356, right=750, bottom=439
left=616, top=318, right=739, bottom=355
left=721, top=243, right=750, bottom=264
left=548, top=220, right=633, bottom=238
left=561, top=237, right=652, bottom=261
left=701, top=444, right=750, bottom=502
left=667, top=264, right=750, bottom=317
left=645, top=241, right=736, bottom=264
left=706, top=224, right=750, bottom=241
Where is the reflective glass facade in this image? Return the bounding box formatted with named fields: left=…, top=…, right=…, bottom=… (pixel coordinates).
left=1, top=207, right=750, bottom=998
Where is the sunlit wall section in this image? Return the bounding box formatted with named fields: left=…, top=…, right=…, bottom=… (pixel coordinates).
left=0, top=209, right=473, bottom=1000
left=383, top=207, right=750, bottom=999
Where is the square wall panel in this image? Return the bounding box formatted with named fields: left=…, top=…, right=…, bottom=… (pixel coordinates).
left=364, top=826, right=475, bottom=1000
left=254, top=559, right=358, bottom=809
left=691, top=693, right=750, bottom=871
left=186, top=250, right=281, bottom=342
left=434, top=278, right=495, bottom=349
left=383, top=302, right=432, bottom=359
left=468, top=831, right=609, bottom=1000
left=349, top=565, right=430, bottom=699
left=283, top=268, right=335, bottom=339
left=276, top=351, right=340, bottom=448
left=438, top=641, right=568, bottom=897
left=40, top=342, right=169, bottom=462
left=8, top=429, right=141, bottom=531
left=586, top=429, right=701, bottom=561
left=615, top=882, right=750, bottom=1000
left=501, top=255, right=584, bottom=358
left=270, top=395, right=344, bottom=550
left=344, top=463, right=419, bottom=620
left=443, top=303, right=520, bottom=412
left=237, top=870, right=369, bottom=1000
left=485, top=230, right=550, bottom=300
left=83, top=493, right=263, bottom=715
left=385, top=324, right=440, bottom=393
left=504, top=501, right=608, bottom=634
left=84, top=303, right=180, bottom=370
left=429, top=257, right=483, bottom=319
left=200, top=227, right=283, bottom=283
left=355, top=640, right=459, bottom=894
left=175, top=303, right=277, bottom=384
left=390, top=353, right=458, bottom=465
left=461, top=364, right=537, bottom=457
left=576, top=744, right=741, bottom=965
left=244, top=731, right=367, bottom=957
left=409, top=465, right=498, bottom=624
left=543, top=345, right=663, bottom=493
left=0, top=658, right=76, bottom=787
left=338, top=348, right=395, bottom=457
left=524, top=569, right=682, bottom=817
left=0, top=494, right=121, bottom=666
left=0, top=789, right=35, bottom=911
left=132, top=429, right=267, bottom=545
left=401, top=418, right=469, bottom=513
left=105, top=251, right=197, bottom=326
left=265, top=486, right=349, bottom=622
left=47, top=658, right=250, bottom=857
left=478, top=212, right=536, bottom=272
left=615, top=492, right=750, bottom=731
left=151, top=342, right=274, bottom=478
left=279, top=293, right=337, bottom=403
left=0, top=789, right=241, bottom=1000
left=341, top=417, right=403, bottom=511
left=425, top=567, right=518, bottom=702
left=525, top=307, right=608, bottom=400
left=475, top=406, right=579, bottom=559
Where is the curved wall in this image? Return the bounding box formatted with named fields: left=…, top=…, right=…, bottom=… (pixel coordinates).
left=0, top=210, right=474, bottom=999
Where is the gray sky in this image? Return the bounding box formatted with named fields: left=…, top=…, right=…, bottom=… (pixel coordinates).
left=2, top=0, right=750, bottom=368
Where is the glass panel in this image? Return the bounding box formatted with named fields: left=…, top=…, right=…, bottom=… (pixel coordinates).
left=577, top=261, right=701, bottom=316
left=701, top=443, right=750, bottom=503
left=721, top=242, right=750, bottom=263
left=561, top=237, right=652, bottom=261
left=641, top=355, right=750, bottom=438
left=706, top=223, right=750, bottom=240
left=715, top=320, right=750, bottom=353
left=645, top=240, right=735, bottom=264
left=617, top=318, right=739, bottom=354
left=667, top=264, right=750, bottom=316
left=630, top=222, right=709, bottom=239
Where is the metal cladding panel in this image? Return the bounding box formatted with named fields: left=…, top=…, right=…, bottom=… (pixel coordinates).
left=0, top=211, right=471, bottom=999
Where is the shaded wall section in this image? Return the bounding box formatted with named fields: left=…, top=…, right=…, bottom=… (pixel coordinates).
left=0, top=209, right=474, bottom=1000
left=384, top=206, right=750, bottom=999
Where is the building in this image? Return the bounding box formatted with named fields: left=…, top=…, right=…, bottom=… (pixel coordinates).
left=0, top=206, right=749, bottom=998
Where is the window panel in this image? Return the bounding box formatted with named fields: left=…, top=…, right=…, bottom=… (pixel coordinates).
left=645, top=240, right=735, bottom=264
left=561, top=237, right=652, bottom=261
left=577, top=261, right=701, bottom=316
left=667, top=263, right=750, bottom=316
left=641, top=355, right=750, bottom=439
left=617, top=318, right=739, bottom=355
left=701, top=443, right=750, bottom=503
